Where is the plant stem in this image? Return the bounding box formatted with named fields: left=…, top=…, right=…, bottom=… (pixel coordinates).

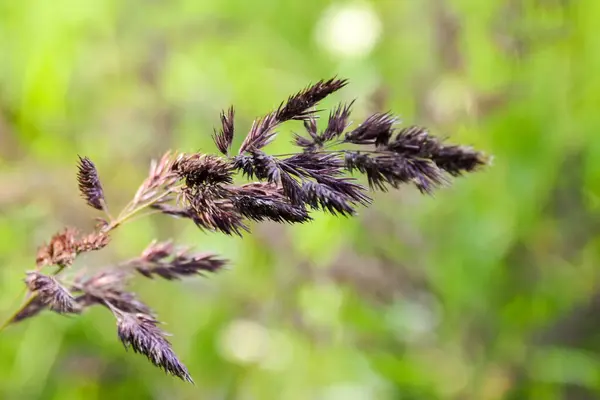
left=0, top=288, right=32, bottom=332
left=104, top=189, right=176, bottom=232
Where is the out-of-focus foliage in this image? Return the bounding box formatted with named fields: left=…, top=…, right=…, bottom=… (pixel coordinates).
left=0, top=0, right=598, bottom=399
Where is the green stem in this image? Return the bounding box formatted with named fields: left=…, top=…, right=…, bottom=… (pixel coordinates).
left=0, top=288, right=32, bottom=332
left=104, top=189, right=176, bottom=232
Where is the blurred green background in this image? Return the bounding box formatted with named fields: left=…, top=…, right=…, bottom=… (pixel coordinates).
left=0, top=0, right=598, bottom=399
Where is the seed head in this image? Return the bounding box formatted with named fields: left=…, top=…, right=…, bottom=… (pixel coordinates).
left=25, top=272, right=78, bottom=314
left=116, top=312, right=193, bottom=383
left=77, top=156, right=106, bottom=211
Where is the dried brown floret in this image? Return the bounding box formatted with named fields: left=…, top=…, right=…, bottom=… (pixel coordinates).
left=35, top=227, right=79, bottom=268
left=76, top=231, right=111, bottom=253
